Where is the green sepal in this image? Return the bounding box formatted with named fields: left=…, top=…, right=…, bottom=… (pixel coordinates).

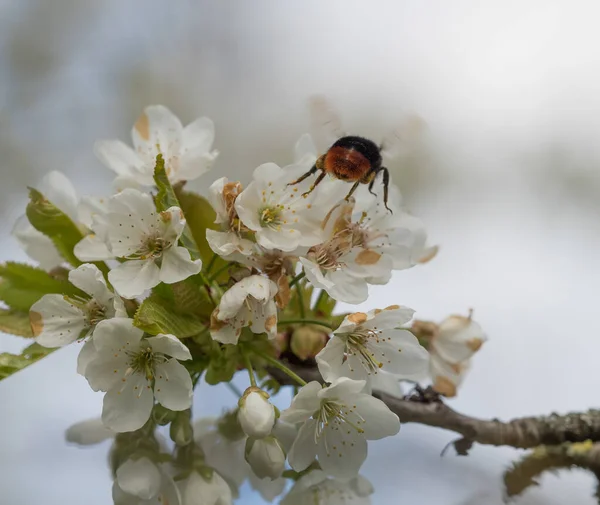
left=0, top=343, right=56, bottom=381
left=133, top=294, right=206, bottom=337
left=26, top=188, right=85, bottom=267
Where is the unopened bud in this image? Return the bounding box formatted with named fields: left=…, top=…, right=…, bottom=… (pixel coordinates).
left=411, top=320, right=439, bottom=345
left=238, top=387, right=275, bottom=439
left=170, top=410, right=193, bottom=447
left=290, top=326, right=327, bottom=360
left=245, top=436, right=286, bottom=480
left=152, top=404, right=176, bottom=426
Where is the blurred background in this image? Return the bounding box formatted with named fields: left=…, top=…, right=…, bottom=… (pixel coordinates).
left=2, top=0, right=600, bottom=503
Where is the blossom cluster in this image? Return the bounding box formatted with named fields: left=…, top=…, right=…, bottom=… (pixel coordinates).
left=2, top=104, right=488, bottom=504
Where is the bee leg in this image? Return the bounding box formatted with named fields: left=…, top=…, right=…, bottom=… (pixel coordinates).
left=368, top=175, right=377, bottom=196
left=381, top=167, right=393, bottom=214
left=301, top=171, right=327, bottom=197
left=287, top=164, right=318, bottom=186
left=344, top=181, right=361, bottom=201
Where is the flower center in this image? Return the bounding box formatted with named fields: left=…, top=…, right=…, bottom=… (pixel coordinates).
left=345, top=330, right=384, bottom=374
left=131, top=234, right=170, bottom=261
left=314, top=400, right=365, bottom=443
left=86, top=300, right=107, bottom=327
left=258, top=205, right=283, bottom=229
left=126, top=345, right=168, bottom=381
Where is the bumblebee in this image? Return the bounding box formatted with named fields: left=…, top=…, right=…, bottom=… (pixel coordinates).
left=288, top=135, right=392, bottom=213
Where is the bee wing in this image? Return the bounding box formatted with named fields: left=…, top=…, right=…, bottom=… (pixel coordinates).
left=380, top=114, right=427, bottom=160
left=308, top=94, right=346, bottom=153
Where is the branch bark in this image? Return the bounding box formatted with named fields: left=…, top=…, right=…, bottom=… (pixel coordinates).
left=268, top=360, right=600, bottom=454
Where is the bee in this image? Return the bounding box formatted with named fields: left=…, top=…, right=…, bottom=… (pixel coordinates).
left=288, top=95, right=425, bottom=214
left=288, top=135, right=391, bottom=212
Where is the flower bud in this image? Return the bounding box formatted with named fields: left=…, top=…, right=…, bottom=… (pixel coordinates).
left=433, top=312, right=487, bottom=364
left=290, top=326, right=327, bottom=360
left=152, top=404, right=176, bottom=426
left=245, top=436, right=286, bottom=480
left=170, top=410, right=193, bottom=447
left=238, top=387, right=275, bottom=439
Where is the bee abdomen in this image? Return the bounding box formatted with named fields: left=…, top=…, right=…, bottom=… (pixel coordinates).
left=324, top=146, right=371, bottom=181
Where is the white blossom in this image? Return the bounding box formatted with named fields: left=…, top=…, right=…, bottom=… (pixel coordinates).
left=90, top=188, right=201, bottom=298
left=181, top=470, right=232, bottom=505
left=30, top=263, right=127, bottom=375
left=210, top=275, right=278, bottom=345
left=95, top=105, right=218, bottom=188
left=234, top=162, right=330, bottom=252
left=281, top=470, right=373, bottom=505
left=300, top=188, right=428, bottom=303
left=84, top=318, right=192, bottom=432
left=113, top=458, right=181, bottom=505
left=245, top=436, right=286, bottom=480
left=65, top=418, right=114, bottom=446
left=73, top=196, right=113, bottom=262
left=280, top=378, right=400, bottom=478
left=428, top=313, right=487, bottom=397
left=238, top=387, right=276, bottom=439
left=316, top=306, right=429, bottom=383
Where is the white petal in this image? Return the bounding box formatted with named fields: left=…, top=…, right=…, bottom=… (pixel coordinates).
left=147, top=334, right=192, bottom=360
left=92, top=318, right=144, bottom=351
left=315, top=337, right=347, bottom=383
left=159, top=246, right=202, bottom=284
left=210, top=321, right=242, bottom=345
left=102, top=375, right=154, bottom=432
left=325, top=271, right=368, bottom=304
left=68, top=263, right=112, bottom=305
left=248, top=473, right=286, bottom=502
left=31, top=294, right=87, bottom=347
left=109, top=260, right=160, bottom=299
left=153, top=359, right=193, bottom=411
left=131, top=105, right=183, bottom=156
left=288, top=418, right=318, bottom=473
left=234, top=182, right=263, bottom=232
left=293, top=133, right=318, bottom=165
left=317, top=425, right=367, bottom=478
left=257, top=227, right=301, bottom=252
left=94, top=140, right=144, bottom=178
left=300, top=257, right=335, bottom=290
left=239, top=391, right=276, bottom=439
left=116, top=457, right=161, bottom=500
left=375, top=332, right=429, bottom=376
left=38, top=171, right=79, bottom=220
left=183, top=472, right=232, bottom=505
left=280, top=381, right=322, bottom=424
left=65, top=418, right=113, bottom=446
left=76, top=338, right=97, bottom=376
left=217, top=277, right=254, bottom=320
left=12, top=215, right=63, bottom=270
left=432, top=315, right=487, bottom=364
left=429, top=353, right=469, bottom=398
left=252, top=162, right=283, bottom=183
left=368, top=370, right=404, bottom=397
left=353, top=394, right=400, bottom=440
left=84, top=354, right=129, bottom=392
left=182, top=116, right=215, bottom=154
left=206, top=229, right=254, bottom=257
left=158, top=206, right=187, bottom=243
left=74, top=234, right=113, bottom=262
left=365, top=305, right=415, bottom=329
left=318, top=377, right=366, bottom=402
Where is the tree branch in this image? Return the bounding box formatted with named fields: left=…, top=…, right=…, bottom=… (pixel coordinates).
left=267, top=360, right=600, bottom=454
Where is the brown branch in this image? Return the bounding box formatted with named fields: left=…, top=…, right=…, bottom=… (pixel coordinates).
left=267, top=360, right=600, bottom=454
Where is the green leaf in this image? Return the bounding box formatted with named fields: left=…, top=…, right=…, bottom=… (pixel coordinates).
left=0, top=310, right=34, bottom=337
left=0, top=343, right=56, bottom=381
left=0, top=262, right=84, bottom=312
left=175, top=190, right=225, bottom=267
left=312, top=289, right=337, bottom=317
left=133, top=296, right=206, bottom=338
left=26, top=188, right=85, bottom=266
left=153, top=154, right=200, bottom=261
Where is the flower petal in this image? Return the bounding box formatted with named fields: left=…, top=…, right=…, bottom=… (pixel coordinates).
left=131, top=105, right=183, bottom=156
left=352, top=394, right=400, bottom=440
left=315, top=337, right=347, bottom=383
left=366, top=305, right=415, bottom=329
left=280, top=381, right=322, bottom=424
left=92, top=318, right=144, bottom=351
left=30, top=294, right=87, bottom=347
left=288, top=418, right=318, bottom=472
left=159, top=246, right=202, bottom=284
left=116, top=457, right=161, bottom=500
left=102, top=375, right=154, bottom=432
left=94, top=140, right=144, bottom=178
left=153, top=359, right=193, bottom=411
left=317, top=424, right=367, bottom=478
left=76, top=338, right=97, bottom=376
left=68, top=263, right=112, bottom=305
left=65, top=418, right=114, bottom=446
left=74, top=234, right=113, bottom=262
left=109, top=260, right=160, bottom=299
left=147, top=334, right=192, bottom=360
left=12, top=215, right=63, bottom=270
left=38, top=171, right=79, bottom=220
left=318, top=377, right=366, bottom=402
